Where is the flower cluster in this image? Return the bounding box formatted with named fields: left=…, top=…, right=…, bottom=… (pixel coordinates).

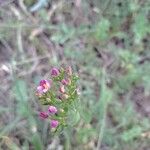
left=36, top=66, right=80, bottom=131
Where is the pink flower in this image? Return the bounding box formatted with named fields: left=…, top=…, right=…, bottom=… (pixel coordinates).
left=36, top=80, right=51, bottom=95
left=39, top=112, right=49, bottom=119
left=48, top=106, right=57, bottom=114
left=61, top=78, right=71, bottom=85
left=51, top=67, right=60, bottom=76
left=59, top=85, right=65, bottom=93
left=50, top=120, right=59, bottom=128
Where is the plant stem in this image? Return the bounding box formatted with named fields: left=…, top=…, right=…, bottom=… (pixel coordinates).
left=96, top=68, right=111, bottom=150
left=96, top=104, right=107, bottom=150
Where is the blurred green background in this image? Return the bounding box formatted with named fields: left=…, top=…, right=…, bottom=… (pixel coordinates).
left=0, top=0, right=150, bottom=149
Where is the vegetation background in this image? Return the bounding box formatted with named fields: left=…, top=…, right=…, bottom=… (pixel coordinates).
left=0, top=0, right=150, bottom=149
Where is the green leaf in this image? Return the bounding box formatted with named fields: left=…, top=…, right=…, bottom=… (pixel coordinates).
left=133, top=12, right=149, bottom=43
left=121, top=126, right=142, bottom=142
left=13, top=79, right=28, bottom=102
left=13, top=79, right=29, bottom=116
left=77, top=128, right=96, bottom=143
left=67, top=110, right=80, bottom=126
left=80, top=108, right=92, bottom=123
left=51, top=24, right=75, bottom=44
left=31, top=133, right=43, bottom=150
left=95, top=18, right=110, bottom=40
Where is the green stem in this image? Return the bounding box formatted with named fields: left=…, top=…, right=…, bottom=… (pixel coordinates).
left=96, top=68, right=111, bottom=150
left=96, top=104, right=107, bottom=150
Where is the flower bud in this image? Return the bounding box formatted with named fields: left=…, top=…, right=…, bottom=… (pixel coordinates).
left=62, top=94, right=69, bottom=99
left=46, top=98, right=51, bottom=102
left=59, top=85, right=65, bottom=93
left=61, top=78, right=71, bottom=85
left=39, top=112, right=48, bottom=119
left=60, top=109, right=65, bottom=113
left=48, top=106, right=57, bottom=114
left=66, top=66, right=72, bottom=76
left=51, top=67, right=60, bottom=76
left=76, top=88, right=81, bottom=95
left=50, top=120, right=59, bottom=128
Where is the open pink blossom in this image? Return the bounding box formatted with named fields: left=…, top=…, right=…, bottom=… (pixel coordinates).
left=51, top=67, right=60, bottom=76
left=50, top=120, right=59, bottom=128
left=37, top=80, right=51, bottom=95
left=39, top=112, right=49, bottom=119
left=48, top=106, right=57, bottom=114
